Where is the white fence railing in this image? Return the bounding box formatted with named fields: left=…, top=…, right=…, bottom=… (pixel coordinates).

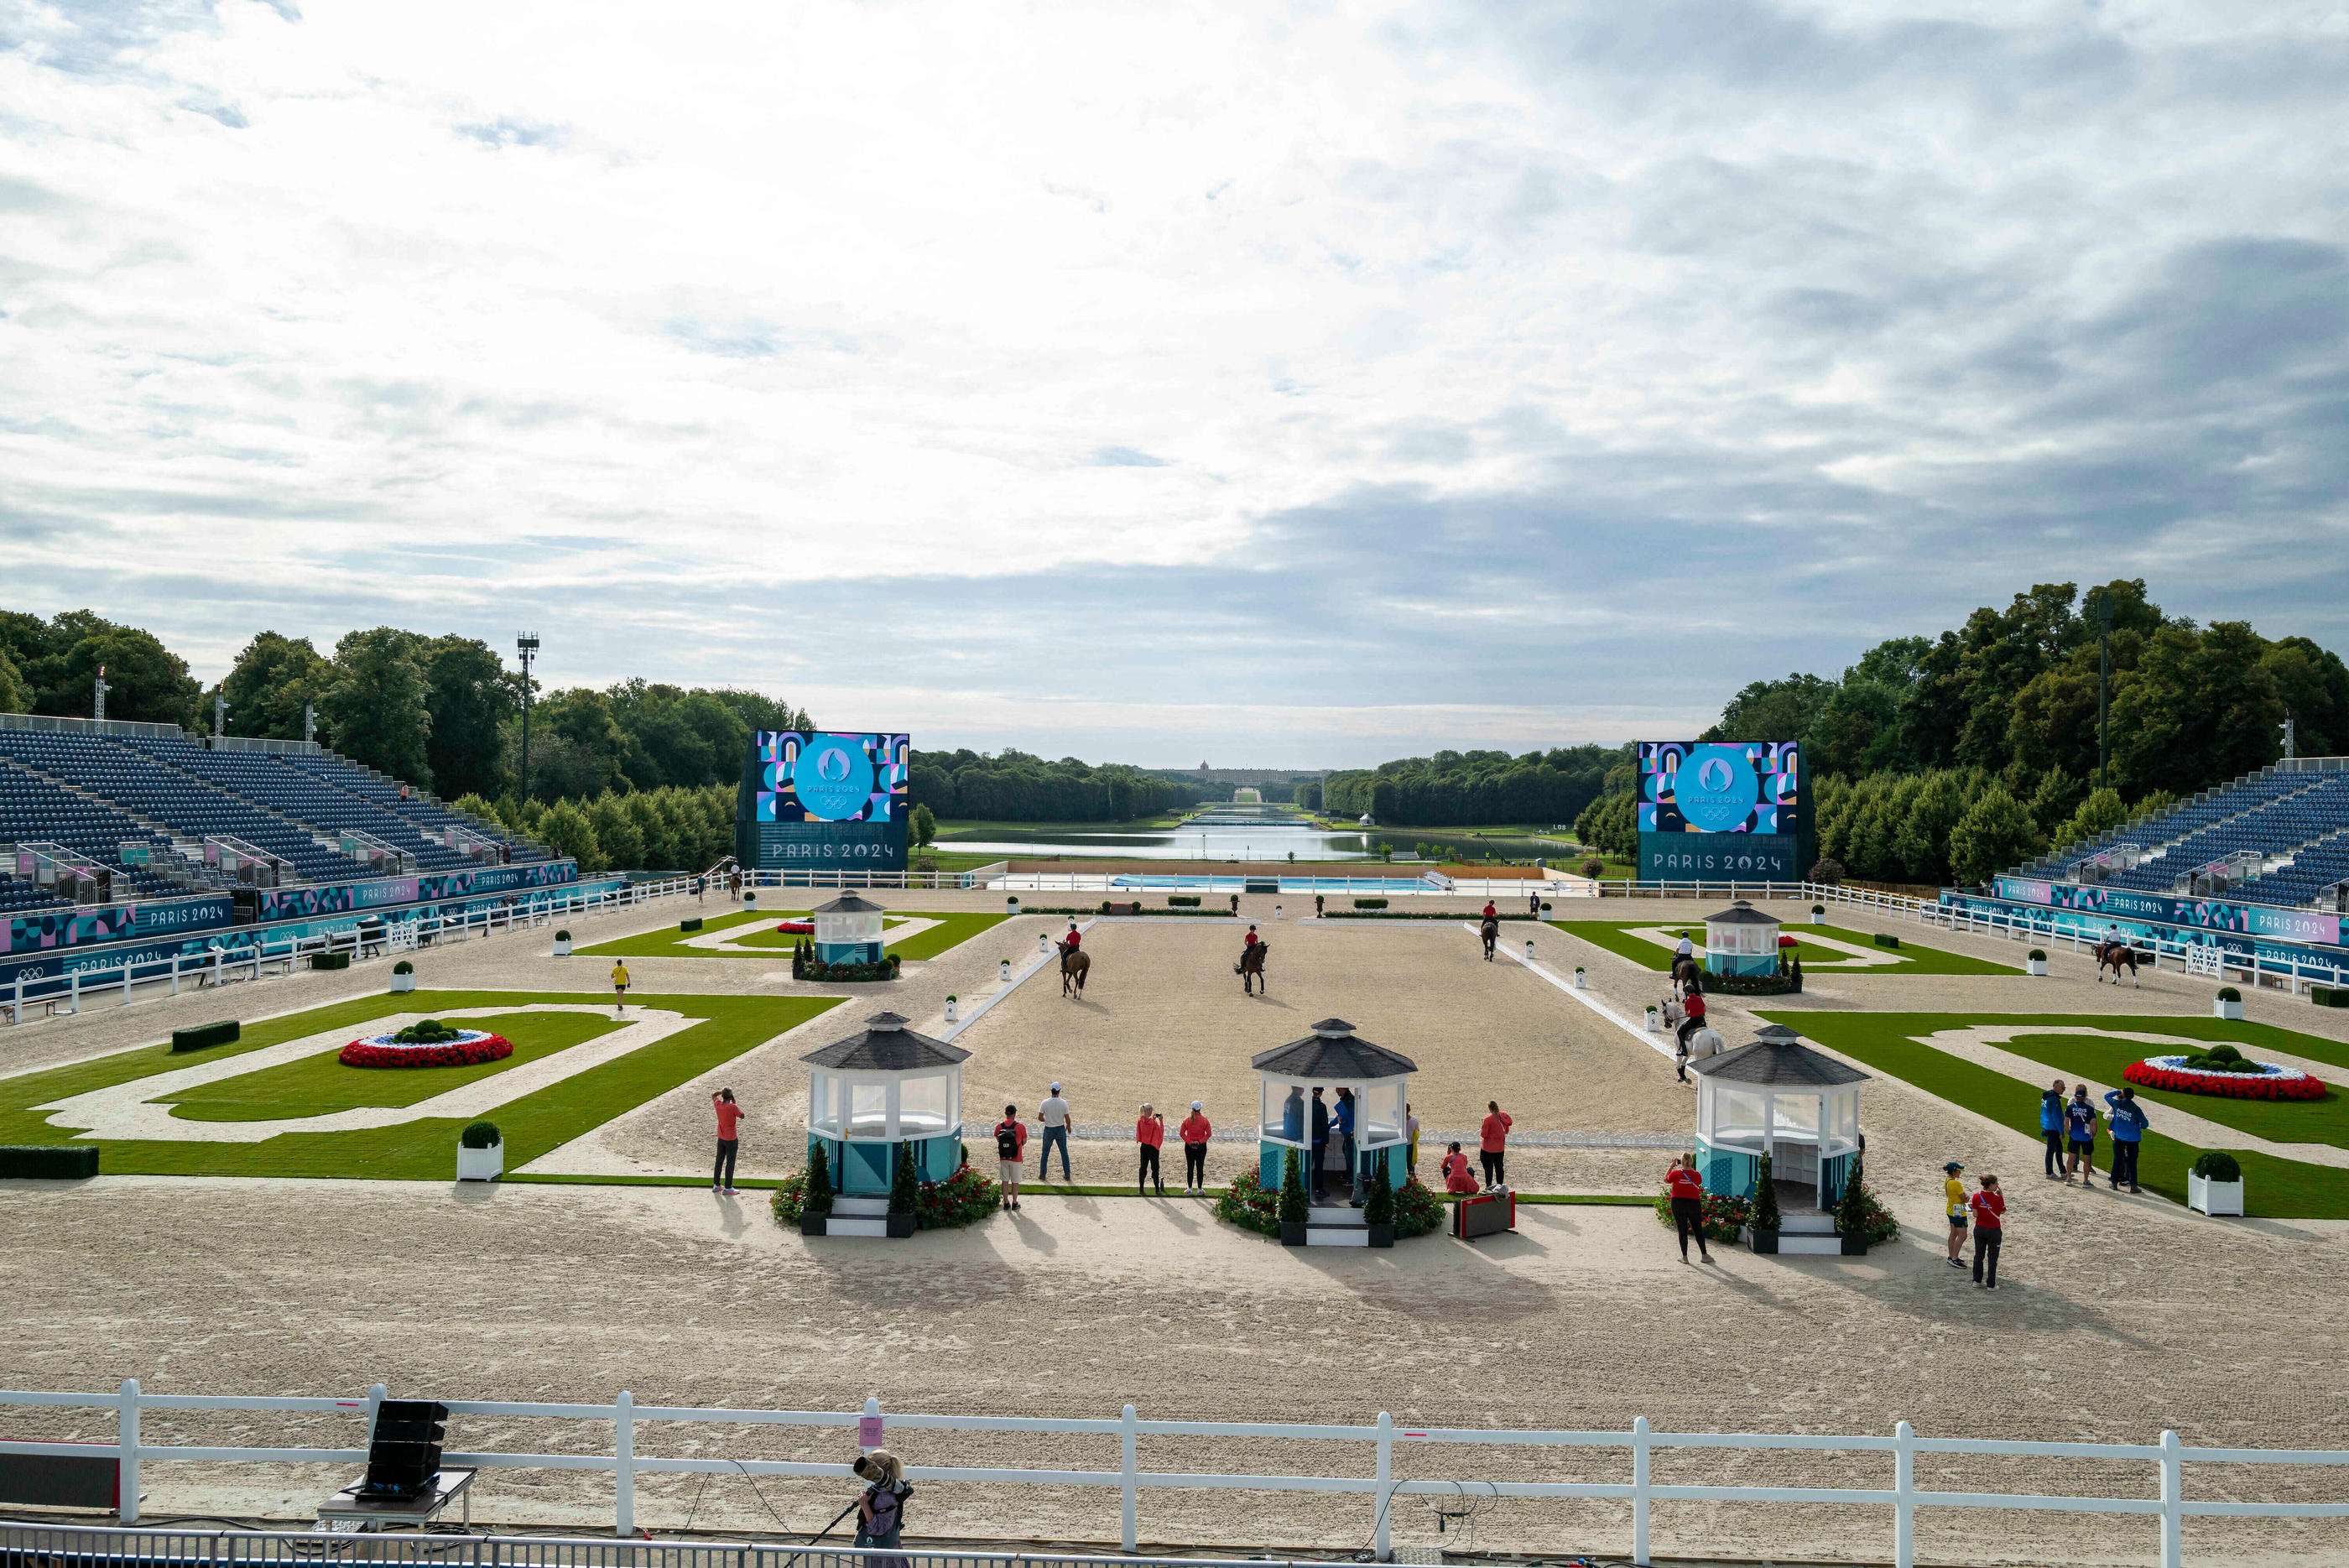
left=3, top=877, right=699, bottom=1026
left=1932, top=899, right=2349, bottom=993
left=4, top=1384, right=2346, bottom=1568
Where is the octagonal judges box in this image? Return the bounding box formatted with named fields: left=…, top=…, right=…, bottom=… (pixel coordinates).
left=802, top=1011, right=967, bottom=1236
left=811, top=893, right=888, bottom=965
left=1254, top=1018, right=1414, bottom=1245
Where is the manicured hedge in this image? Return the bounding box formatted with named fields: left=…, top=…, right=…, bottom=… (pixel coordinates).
left=0, top=1145, right=99, bottom=1179
left=1326, top=911, right=1537, bottom=921
left=1873, top=932, right=1901, bottom=949
left=310, top=951, right=351, bottom=971
left=172, top=1019, right=240, bottom=1052
left=680, top=917, right=703, bottom=932
left=2315, top=985, right=2349, bottom=1009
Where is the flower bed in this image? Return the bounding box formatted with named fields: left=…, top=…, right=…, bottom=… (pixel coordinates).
left=339, top=1029, right=513, bottom=1070
left=775, top=921, right=814, bottom=934
left=2124, top=1055, right=2324, bottom=1101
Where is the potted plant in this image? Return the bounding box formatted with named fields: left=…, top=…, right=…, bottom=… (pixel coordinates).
left=801, top=1143, right=836, bottom=1236
left=1747, top=1153, right=1783, bottom=1253
left=553, top=929, right=572, bottom=957
left=1810, top=903, right=1826, bottom=926
left=998, top=958, right=1012, bottom=982
left=886, top=1143, right=919, bottom=1237
left=1573, top=966, right=1586, bottom=989
left=390, top=958, right=416, bottom=993
left=1006, top=895, right=1020, bottom=916
left=2214, top=985, right=2244, bottom=1021
left=1363, top=1159, right=1397, bottom=1248
left=1540, top=902, right=1555, bottom=922
left=457, top=1120, right=503, bottom=1181
left=1278, top=1149, right=1309, bottom=1246
left=2189, top=1149, right=2244, bottom=1216
left=1644, top=1004, right=1661, bottom=1032
left=2027, top=948, right=2049, bottom=977
left=944, top=994, right=960, bottom=1024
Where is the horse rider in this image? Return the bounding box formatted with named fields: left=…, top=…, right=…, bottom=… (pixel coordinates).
left=1062, top=921, right=1082, bottom=953
left=1482, top=900, right=1498, bottom=922
left=1243, top=924, right=1261, bottom=951
left=1675, top=930, right=1695, bottom=966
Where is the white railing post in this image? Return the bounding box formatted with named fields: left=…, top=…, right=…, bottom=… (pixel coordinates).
left=1893, top=1420, right=1914, bottom=1568
left=1375, top=1411, right=1393, bottom=1561
left=366, top=1381, right=386, bottom=1439
left=122, top=960, right=133, bottom=1002
left=1121, top=1403, right=1138, bottom=1553
left=169, top=955, right=180, bottom=997
left=2159, top=1429, right=2182, bottom=1568
left=69, top=967, right=80, bottom=1014
left=615, top=1388, right=634, bottom=1536
left=1631, top=1414, right=1650, bottom=1565
left=117, top=1377, right=139, bottom=1523
left=9, top=971, right=20, bottom=1025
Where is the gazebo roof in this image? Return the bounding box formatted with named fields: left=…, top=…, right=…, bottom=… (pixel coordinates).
left=1705, top=899, right=1780, bottom=925
left=813, top=893, right=888, bottom=914
left=1691, top=1026, right=1869, bottom=1087
left=1253, top=1019, right=1418, bottom=1080
left=799, top=1011, right=969, bottom=1072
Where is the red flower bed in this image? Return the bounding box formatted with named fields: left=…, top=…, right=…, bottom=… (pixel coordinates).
left=2123, top=1059, right=2324, bottom=1101
left=339, top=1034, right=513, bottom=1070
left=776, top=921, right=814, bottom=934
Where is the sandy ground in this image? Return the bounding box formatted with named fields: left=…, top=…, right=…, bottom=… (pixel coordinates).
left=8, top=888, right=2349, bottom=1562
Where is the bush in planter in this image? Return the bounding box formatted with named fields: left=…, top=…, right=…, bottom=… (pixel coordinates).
left=805, top=1143, right=835, bottom=1216
left=1811, top=904, right=1826, bottom=916
left=2192, top=1150, right=2242, bottom=1183
left=1833, top=1155, right=1899, bottom=1246
left=2217, top=986, right=2242, bottom=1003
left=1393, top=1175, right=1446, bottom=1237
left=2029, top=949, right=2046, bottom=962
left=393, top=960, right=415, bottom=976
left=1216, top=1168, right=1281, bottom=1236
left=1650, top=1188, right=1752, bottom=1243
left=890, top=1142, right=920, bottom=1215
left=1751, top=1152, right=1783, bottom=1234
left=460, top=1119, right=502, bottom=1149
left=1364, top=1159, right=1396, bottom=1226
left=1279, top=1148, right=1308, bottom=1224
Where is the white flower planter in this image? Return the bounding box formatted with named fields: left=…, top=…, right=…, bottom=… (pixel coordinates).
left=1810, top=912, right=1826, bottom=925
left=998, top=959, right=1012, bottom=982
left=390, top=973, right=416, bottom=993
left=1645, top=1007, right=1662, bottom=1033
left=1006, top=898, right=1020, bottom=915
left=2189, top=1172, right=2243, bottom=1216
left=553, top=938, right=572, bottom=956
left=1573, top=967, right=1586, bottom=989
left=457, top=1142, right=503, bottom=1182
left=2214, top=998, right=2244, bottom=1020
left=2027, top=958, right=2048, bottom=977
left=944, top=997, right=960, bottom=1023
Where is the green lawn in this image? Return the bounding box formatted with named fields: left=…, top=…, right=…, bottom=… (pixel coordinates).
left=1770, top=1011, right=2349, bottom=1217
left=1552, top=918, right=2015, bottom=977
left=159, top=1012, right=625, bottom=1121
left=579, top=910, right=1009, bottom=961
left=1988, top=1027, right=2349, bottom=1151
left=3, top=990, right=841, bottom=1180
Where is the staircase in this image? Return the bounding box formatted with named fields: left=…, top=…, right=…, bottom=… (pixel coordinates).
left=820, top=1196, right=892, bottom=1238
left=1773, top=1211, right=1842, bottom=1256
left=1305, top=1203, right=1368, bottom=1247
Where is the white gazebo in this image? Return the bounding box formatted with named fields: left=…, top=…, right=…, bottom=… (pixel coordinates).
left=1702, top=899, right=1783, bottom=977
left=812, top=892, right=887, bottom=965
left=1253, top=1018, right=1415, bottom=1201
left=801, top=1011, right=967, bottom=1196
left=1690, top=1024, right=1867, bottom=1211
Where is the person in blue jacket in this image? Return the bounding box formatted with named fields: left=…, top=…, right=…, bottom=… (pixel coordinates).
left=2103, top=1086, right=2148, bottom=1194
left=2064, top=1085, right=2101, bottom=1185
left=2039, top=1079, right=2069, bottom=1180
left=1335, top=1087, right=1362, bottom=1206
left=1308, top=1087, right=1331, bottom=1201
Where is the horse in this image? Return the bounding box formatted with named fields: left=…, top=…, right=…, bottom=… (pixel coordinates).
left=1058, top=939, right=1091, bottom=998
left=2096, top=941, right=2141, bottom=987
left=1670, top=954, right=1701, bottom=992
left=1479, top=917, right=1500, bottom=961
left=1236, top=940, right=1271, bottom=995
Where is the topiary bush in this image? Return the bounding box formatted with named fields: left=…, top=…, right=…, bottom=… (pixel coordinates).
left=2180, top=1043, right=2263, bottom=1073
left=2029, top=949, right=2046, bottom=961
left=460, top=1120, right=502, bottom=1149
left=392, top=1018, right=464, bottom=1044
left=0, top=1145, right=100, bottom=1179
left=171, top=1019, right=240, bottom=1052
left=1750, top=1152, right=1783, bottom=1234
left=1279, top=1148, right=1308, bottom=1224
left=2217, top=986, right=2241, bottom=1002
left=1364, top=1159, right=1396, bottom=1227
left=1833, top=1155, right=1899, bottom=1246
left=804, top=1143, right=835, bottom=1216
left=1393, top=1175, right=1445, bottom=1237
left=889, top=1142, right=920, bottom=1215
left=555, top=929, right=571, bottom=941
left=392, top=960, right=415, bottom=976
left=1873, top=932, right=1901, bottom=950
left=2314, top=985, right=2349, bottom=1009
left=1169, top=894, right=1201, bottom=907
left=2192, top=1150, right=2242, bottom=1183
left=1353, top=898, right=1388, bottom=909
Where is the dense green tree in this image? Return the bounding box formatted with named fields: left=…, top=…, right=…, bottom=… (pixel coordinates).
left=913, top=749, right=1210, bottom=823
left=420, top=636, right=517, bottom=800
left=2055, top=787, right=2128, bottom=850
left=534, top=798, right=602, bottom=869
left=217, top=632, right=331, bottom=741
left=1320, top=745, right=1618, bottom=829
left=583, top=793, right=645, bottom=871
left=318, top=628, right=434, bottom=785
left=0, top=643, right=25, bottom=713
left=1949, top=787, right=2040, bottom=886
left=11, top=610, right=203, bottom=727
left=2109, top=622, right=2284, bottom=797
left=910, top=804, right=935, bottom=847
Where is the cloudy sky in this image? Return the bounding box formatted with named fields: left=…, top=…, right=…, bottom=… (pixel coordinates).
left=3, top=0, right=2345, bottom=766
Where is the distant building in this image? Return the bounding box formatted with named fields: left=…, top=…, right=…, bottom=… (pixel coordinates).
left=1358, top=814, right=1375, bottom=828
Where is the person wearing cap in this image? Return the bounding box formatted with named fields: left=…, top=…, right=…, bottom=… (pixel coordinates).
left=1037, top=1082, right=1072, bottom=1182
left=2104, top=1086, right=2148, bottom=1193
left=2064, top=1084, right=2101, bottom=1185
left=1179, top=1101, right=1212, bottom=1195
left=1944, top=1161, right=1969, bottom=1267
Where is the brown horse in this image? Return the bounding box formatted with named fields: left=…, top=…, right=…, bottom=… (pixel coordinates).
left=1058, top=939, right=1091, bottom=998
left=1479, top=918, right=1500, bottom=961
left=2095, top=941, right=2141, bottom=987
left=1236, top=940, right=1270, bottom=994
left=1670, top=954, right=1702, bottom=992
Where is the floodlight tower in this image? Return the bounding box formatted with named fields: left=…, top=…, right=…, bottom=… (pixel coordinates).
left=517, top=633, right=540, bottom=795
left=213, top=691, right=227, bottom=740
left=2096, top=594, right=2112, bottom=793
left=92, top=665, right=108, bottom=722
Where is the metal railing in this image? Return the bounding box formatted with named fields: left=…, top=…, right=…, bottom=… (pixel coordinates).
left=3, top=877, right=696, bottom=1026
left=6, top=1384, right=2348, bottom=1568
left=0, top=1533, right=1294, bottom=1568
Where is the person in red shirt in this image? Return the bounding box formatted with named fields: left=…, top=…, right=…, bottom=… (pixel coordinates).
left=1062, top=922, right=1081, bottom=951
left=711, top=1089, right=744, bottom=1196
left=1482, top=901, right=1497, bottom=920
left=1136, top=1103, right=1166, bottom=1197
left=1178, top=1101, right=1212, bottom=1196
left=1440, top=1141, right=1480, bottom=1194
left=1675, top=985, right=1707, bottom=1067
left=993, top=1103, right=1029, bottom=1211
left=1243, top=924, right=1260, bottom=946
left=1479, top=1100, right=1513, bottom=1190
left=1969, top=1175, right=2004, bottom=1289
left=1664, top=1154, right=1711, bottom=1263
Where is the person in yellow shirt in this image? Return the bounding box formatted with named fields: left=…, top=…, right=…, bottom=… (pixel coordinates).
left=610, top=961, right=630, bottom=1016
left=1943, top=1160, right=1969, bottom=1268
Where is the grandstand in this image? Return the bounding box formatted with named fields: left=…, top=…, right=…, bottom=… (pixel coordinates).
left=0, top=714, right=545, bottom=913
left=2018, top=758, right=2349, bottom=909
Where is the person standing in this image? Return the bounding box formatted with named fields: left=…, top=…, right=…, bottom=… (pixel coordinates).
left=994, top=1102, right=1027, bottom=1211
left=1405, top=1102, right=1421, bottom=1178
left=1943, top=1160, right=1969, bottom=1267
left=1480, top=1100, right=1513, bottom=1190
left=1969, top=1175, right=2005, bottom=1288
left=2104, top=1086, right=2148, bottom=1193
left=1136, top=1103, right=1165, bottom=1196
left=1179, top=1101, right=1211, bottom=1195
left=1665, top=1154, right=1711, bottom=1263
left=851, top=1451, right=910, bottom=1550
left=610, top=961, right=631, bottom=1016
left=711, top=1089, right=743, bottom=1196
left=2039, top=1080, right=2069, bottom=1180
left=2065, top=1086, right=2101, bottom=1185
left=1038, top=1082, right=1072, bottom=1183
left=1529, top=889, right=1542, bottom=919
left=1308, top=1087, right=1331, bottom=1201
left=1335, top=1086, right=1361, bottom=1206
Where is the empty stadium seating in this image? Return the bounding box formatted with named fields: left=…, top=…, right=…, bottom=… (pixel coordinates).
left=2029, top=765, right=2349, bottom=909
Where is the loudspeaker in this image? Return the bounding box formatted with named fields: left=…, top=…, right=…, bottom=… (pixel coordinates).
left=362, top=1400, right=447, bottom=1498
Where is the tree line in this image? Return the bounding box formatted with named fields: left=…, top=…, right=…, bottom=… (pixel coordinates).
left=909, top=749, right=1209, bottom=822
left=1315, top=746, right=1619, bottom=826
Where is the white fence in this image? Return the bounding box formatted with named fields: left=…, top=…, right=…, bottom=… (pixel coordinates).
left=3, top=877, right=700, bottom=1026
left=5, top=1384, right=2347, bottom=1568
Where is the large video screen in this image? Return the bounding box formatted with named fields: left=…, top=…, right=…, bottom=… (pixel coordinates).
left=738, top=732, right=910, bottom=873
left=1634, top=741, right=1808, bottom=881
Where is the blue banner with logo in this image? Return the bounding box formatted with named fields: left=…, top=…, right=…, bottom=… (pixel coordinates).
left=1991, top=877, right=2346, bottom=947
left=739, top=731, right=909, bottom=873
left=253, top=861, right=578, bottom=924
left=1638, top=832, right=1804, bottom=880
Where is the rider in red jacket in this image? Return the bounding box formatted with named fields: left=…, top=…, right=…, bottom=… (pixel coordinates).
left=1243, top=925, right=1260, bottom=946
left=1062, top=922, right=1081, bottom=950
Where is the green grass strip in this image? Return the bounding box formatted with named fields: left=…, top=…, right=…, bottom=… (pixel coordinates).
left=1549, top=918, right=2013, bottom=976
left=1768, top=1011, right=2349, bottom=1218
left=0, top=990, right=843, bottom=1180
left=577, top=910, right=1010, bottom=961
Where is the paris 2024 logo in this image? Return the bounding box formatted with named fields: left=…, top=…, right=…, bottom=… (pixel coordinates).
left=1675, top=746, right=1758, bottom=832
left=791, top=737, right=877, bottom=821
